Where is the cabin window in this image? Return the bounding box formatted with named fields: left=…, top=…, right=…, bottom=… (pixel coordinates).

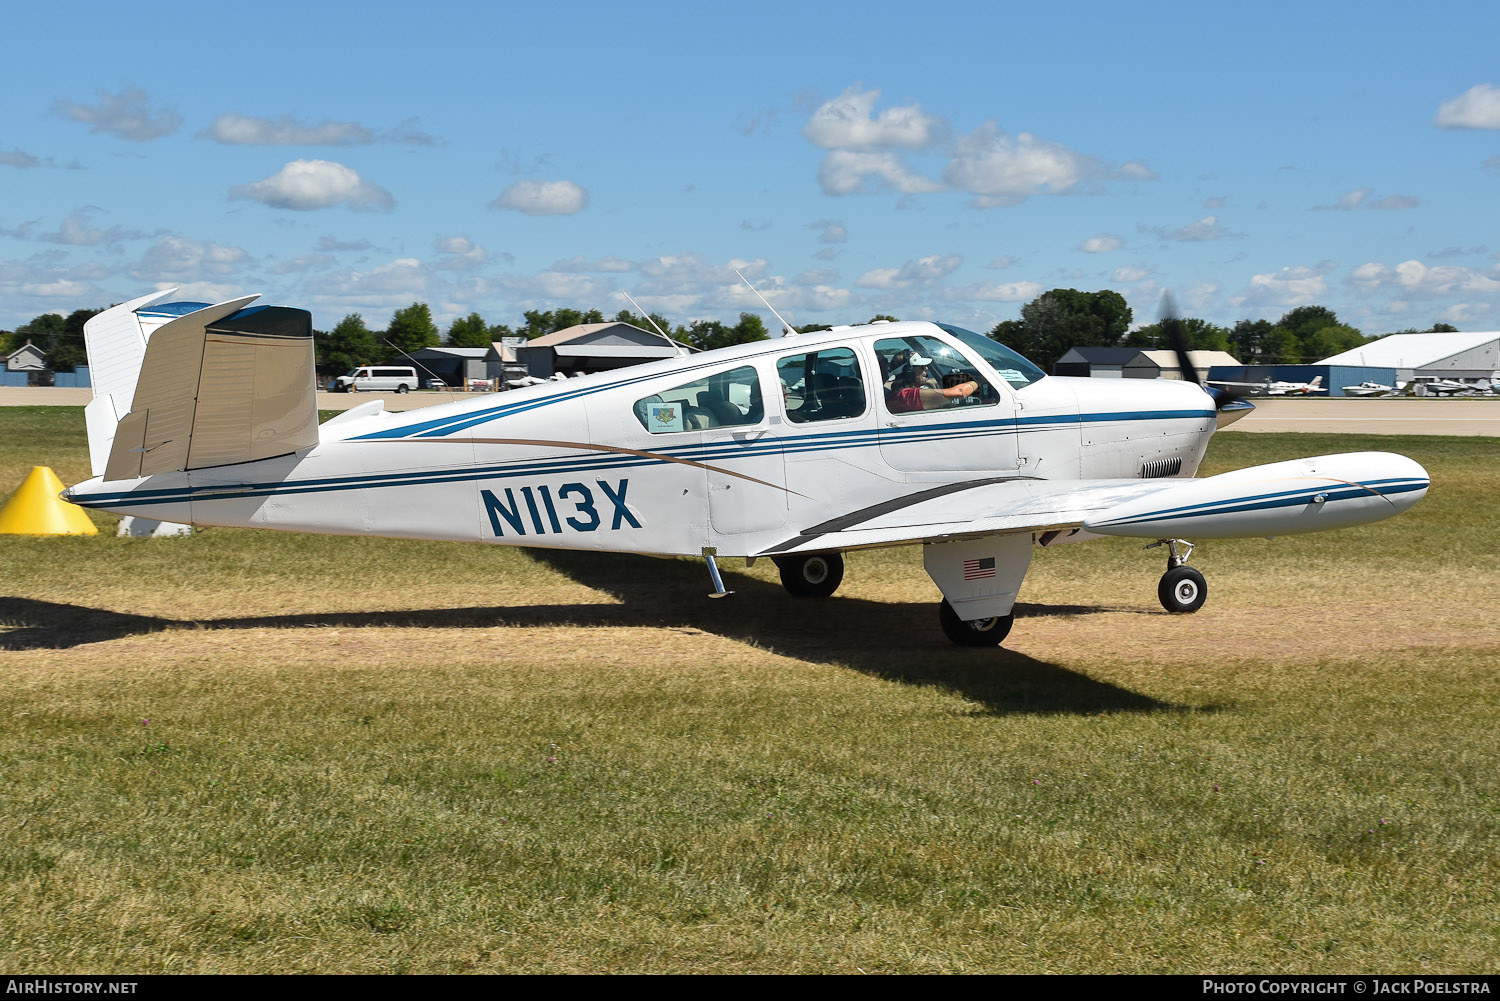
left=634, top=365, right=763, bottom=433
left=775, top=347, right=866, bottom=423
left=874, top=335, right=999, bottom=414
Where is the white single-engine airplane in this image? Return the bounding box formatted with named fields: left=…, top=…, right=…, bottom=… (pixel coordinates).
left=65, top=291, right=1430, bottom=646
left=1341, top=381, right=1397, bottom=397
left=1207, top=375, right=1326, bottom=396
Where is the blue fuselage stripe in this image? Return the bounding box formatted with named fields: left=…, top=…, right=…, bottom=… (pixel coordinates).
left=72, top=408, right=1214, bottom=509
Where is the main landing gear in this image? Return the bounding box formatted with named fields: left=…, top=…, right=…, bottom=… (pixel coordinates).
left=773, top=552, right=844, bottom=598
left=1148, top=538, right=1207, bottom=614
left=938, top=599, right=1014, bottom=647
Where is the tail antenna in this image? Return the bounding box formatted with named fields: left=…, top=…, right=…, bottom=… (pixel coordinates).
left=735, top=270, right=797, bottom=337
left=619, top=291, right=688, bottom=356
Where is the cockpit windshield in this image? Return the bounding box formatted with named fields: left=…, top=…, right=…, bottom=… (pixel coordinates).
left=936, top=323, right=1047, bottom=390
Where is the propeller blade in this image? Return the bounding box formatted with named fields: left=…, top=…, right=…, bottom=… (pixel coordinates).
left=1159, top=292, right=1197, bottom=386
left=1159, top=291, right=1248, bottom=412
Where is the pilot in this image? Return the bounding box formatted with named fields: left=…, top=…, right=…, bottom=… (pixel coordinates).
left=910, top=353, right=940, bottom=390
left=886, top=358, right=979, bottom=413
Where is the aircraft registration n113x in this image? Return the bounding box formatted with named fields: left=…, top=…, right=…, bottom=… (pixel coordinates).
left=65, top=290, right=1430, bottom=646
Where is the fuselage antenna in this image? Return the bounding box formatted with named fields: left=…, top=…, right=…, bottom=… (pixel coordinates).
left=619, top=291, right=689, bottom=357
left=735, top=269, right=797, bottom=337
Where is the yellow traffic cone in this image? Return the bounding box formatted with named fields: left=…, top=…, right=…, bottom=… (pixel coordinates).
left=0, top=466, right=98, bottom=535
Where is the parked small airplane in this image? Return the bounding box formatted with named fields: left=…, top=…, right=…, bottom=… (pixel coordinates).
left=1413, top=378, right=1489, bottom=396
left=1341, top=381, right=1396, bottom=397
left=1207, top=375, right=1326, bottom=396
left=64, top=290, right=1429, bottom=646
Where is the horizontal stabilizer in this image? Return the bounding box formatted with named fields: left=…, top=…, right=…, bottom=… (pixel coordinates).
left=103, top=296, right=319, bottom=481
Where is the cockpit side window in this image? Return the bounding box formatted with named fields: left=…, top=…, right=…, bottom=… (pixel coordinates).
left=875, top=335, right=999, bottom=414
left=775, top=347, right=867, bottom=423
left=633, top=365, right=763, bottom=433
left=936, top=323, right=1047, bottom=389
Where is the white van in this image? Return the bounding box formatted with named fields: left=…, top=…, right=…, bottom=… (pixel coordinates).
left=332, top=366, right=418, bottom=393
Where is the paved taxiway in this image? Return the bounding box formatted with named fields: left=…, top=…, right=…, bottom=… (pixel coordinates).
left=3, top=388, right=1497, bottom=435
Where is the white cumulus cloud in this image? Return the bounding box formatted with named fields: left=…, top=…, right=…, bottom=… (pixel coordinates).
left=1348, top=259, right=1500, bottom=296
left=1231, top=265, right=1329, bottom=309
left=817, top=150, right=943, bottom=196
left=802, top=86, right=946, bottom=150
left=810, top=219, right=848, bottom=244
left=434, top=235, right=488, bottom=271
left=1081, top=235, right=1123, bottom=253
left=951, top=280, right=1045, bottom=302
left=1436, top=83, right=1500, bottom=129
left=202, top=113, right=374, bottom=145
left=855, top=255, right=961, bottom=289
left=1111, top=265, right=1152, bottom=282
left=492, top=180, right=588, bottom=216
left=129, top=235, right=249, bottom=281
left=52, top=87, right=181, bottom=141
left=230, top=159, right=394, bottom=211
left=1154, top=215, right=1243, bottom=242
left=942, top=122, right=1103, bottom=207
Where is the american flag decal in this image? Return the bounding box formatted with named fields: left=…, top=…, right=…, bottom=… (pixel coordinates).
left=963, top=557, right=997, bottom=580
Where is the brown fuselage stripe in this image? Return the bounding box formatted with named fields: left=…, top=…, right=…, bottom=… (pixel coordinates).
left=382, top=436, right=806, bottom=497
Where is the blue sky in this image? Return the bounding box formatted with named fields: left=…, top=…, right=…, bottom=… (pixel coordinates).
left=4, top=0, right=1500, bottom=338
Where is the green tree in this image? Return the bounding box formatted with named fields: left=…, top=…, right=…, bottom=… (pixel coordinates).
left=12, top=313, right=70, bottom=369
left=52, top=308, right=101, bottom=372
left=316, top=313, right=380, bottom=375
left=988, top=288, right=1132, bottom=373
left=680, top=313, right=770, bottom=352
left=1429, top=322, right=1458, bottom=332
left=611, top=308, right=675, bottom=339
left=519, top=308, right=604, bottom=339
left=1302, top=323, right=1368, bottom=361
left=1229, top=319, right=1275, bottom=363
left=1259, top=326, right=1303, bottom=364
left=1276, top=305, right=1342, bottom=342
left=386, top=302, right=440, bottom=355
left=446, top=312, right=491, bottom=348
left=1125, top=317, right=1231, bottom=352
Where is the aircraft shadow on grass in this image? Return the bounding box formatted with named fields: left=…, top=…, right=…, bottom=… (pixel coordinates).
left=0, top=551, right=1183, bottom=717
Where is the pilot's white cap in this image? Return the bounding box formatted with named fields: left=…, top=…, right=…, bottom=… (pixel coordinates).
left=910, top=353, right=933, bottom=365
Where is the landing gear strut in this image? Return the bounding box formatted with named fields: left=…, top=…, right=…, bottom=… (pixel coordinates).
left=774, top=552, right=844, bottom=598
left=1148, top=539, right=1206, bottom=613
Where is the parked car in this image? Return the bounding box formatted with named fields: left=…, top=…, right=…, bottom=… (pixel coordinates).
left=332, top=366, right=418, bottom=393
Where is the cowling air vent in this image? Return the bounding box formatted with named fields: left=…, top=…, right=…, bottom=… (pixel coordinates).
left=1141, top=455, right=1183, bottom=479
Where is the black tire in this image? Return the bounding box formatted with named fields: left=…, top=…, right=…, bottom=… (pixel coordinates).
left=396, top=384, right=410, bottom=394
left=1158, top=565, right=1207, bottom=613
left=774, top=552, right=844, bottom=597
left=938, top=599, right=1013, bottom=647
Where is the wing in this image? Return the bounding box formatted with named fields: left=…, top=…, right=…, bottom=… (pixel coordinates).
left=756, top=476, right=1178, bottom=556
left=755, top=452, right=1429, bottom=557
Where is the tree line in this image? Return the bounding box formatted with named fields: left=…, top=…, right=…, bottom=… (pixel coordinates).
left=314, top=304, right=777, bottom=375
left=0, top=292, right=1460, bottom=377
left=988, top=289, right=1457, bottom=374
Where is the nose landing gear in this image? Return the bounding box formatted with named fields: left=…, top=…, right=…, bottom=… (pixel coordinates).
left=1148, top=539, right=1207, bottom=614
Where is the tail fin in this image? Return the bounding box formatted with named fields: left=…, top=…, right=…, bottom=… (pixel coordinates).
left=82, top=289, right=180, bottom=477
left=83, top=291, right=320, bottom=481
left=1308, top=376, right=1323, bottom=389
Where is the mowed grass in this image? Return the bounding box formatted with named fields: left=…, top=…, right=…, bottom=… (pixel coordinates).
left=0, top=406, right=1495, bottom=973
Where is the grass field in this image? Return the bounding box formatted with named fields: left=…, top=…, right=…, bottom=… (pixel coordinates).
left=0, top=407, right=1495, bottom=973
